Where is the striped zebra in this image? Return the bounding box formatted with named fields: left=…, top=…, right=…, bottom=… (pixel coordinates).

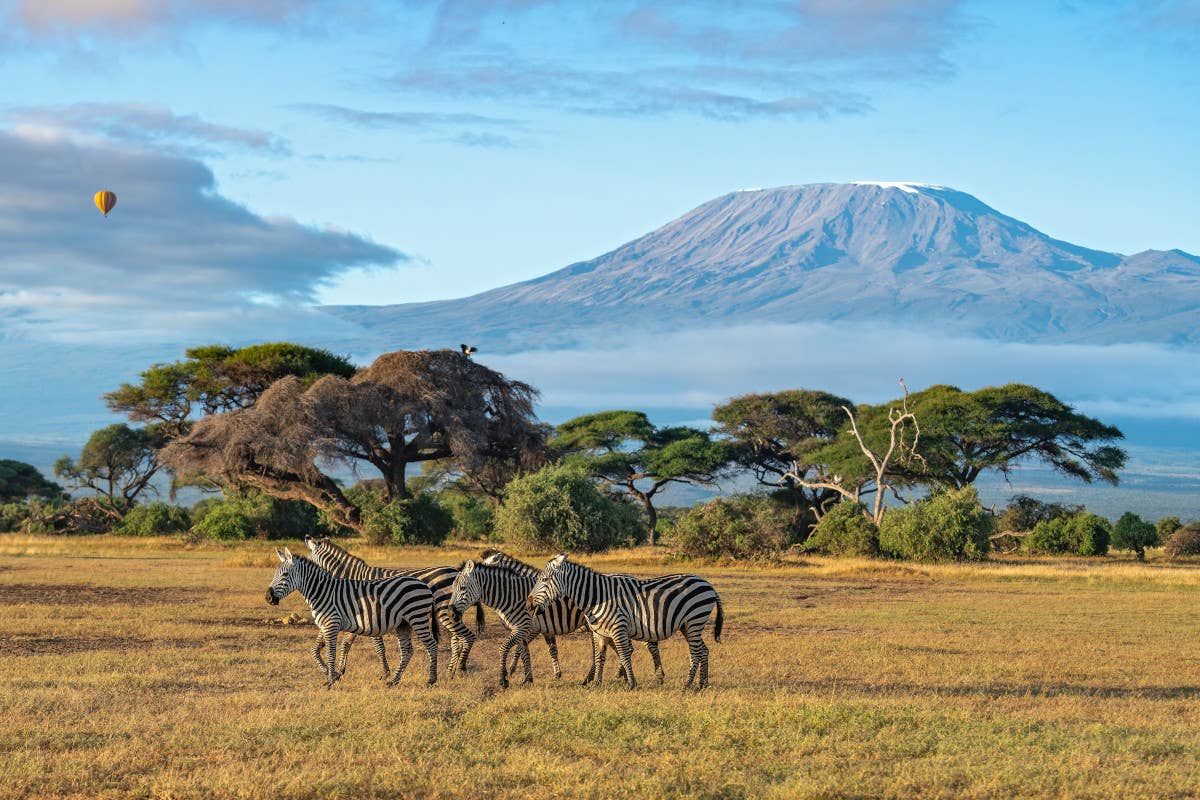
left=265, top=547, right=439, bottom=688
left=465, top=550, right=662, bottom=687
left=303, top=536, right=482, bottom=677
left=526, top=554, right=723, bottom=689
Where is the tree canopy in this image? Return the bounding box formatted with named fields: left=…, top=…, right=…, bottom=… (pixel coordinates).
left=162, top=349, right=543, bottom=529
left=554, top=410, right=732, bottom=545
left=105, top=342, right=357, bottom=437
left=0, top=459, right=63, bottom=503
left=54, top=424, right=165, bottom=519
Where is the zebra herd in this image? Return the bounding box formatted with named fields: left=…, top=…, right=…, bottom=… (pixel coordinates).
left=264, top=538, right=723, bottom=690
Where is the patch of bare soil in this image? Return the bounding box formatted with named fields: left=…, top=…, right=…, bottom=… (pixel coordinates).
left=0, top=583, right=196, bottom=607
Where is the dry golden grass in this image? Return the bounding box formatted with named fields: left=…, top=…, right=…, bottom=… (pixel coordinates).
left=3, top=535, right=1200, bottom=799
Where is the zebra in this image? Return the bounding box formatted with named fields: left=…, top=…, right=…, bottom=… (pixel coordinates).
left=526, top=553, right=723, bottom=690
left=303, top=536, right=482, bottom=678
left=465, top=550, right=663, bottom=687
left=265, top=547, right=439, bottom=688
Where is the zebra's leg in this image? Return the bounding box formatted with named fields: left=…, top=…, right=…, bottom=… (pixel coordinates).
left=646, top=641, right=665, bottom=684
left=498, top=624, right=529, bottom=689
left=310, top=634, right=327, bottom=673
left=587, top=631, right=611, bottom=687
left=369, top=636, right=391, bottom=680
left=388, top=623, right=415, bottom=687
left=544, top=634, right=562, bottom=680
left=684, top=622, right=709, bottom=690
left=322, top=627, right=341, bottom=689
left=443, top=609, right=476, bottom=676
left=518, top=629, right=535, bottom=685
left=582, top=631, right=599, bottom=685
left=416, top=619, right=439, bottom=688
left=336, top=633, right=354, bottom=675
left=613, top=627, right=636, bottom=690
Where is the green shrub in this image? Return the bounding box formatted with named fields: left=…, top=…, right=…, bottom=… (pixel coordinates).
left=190, top=501, right=255, bottom=540
left=805, top=501, right=880, bottom=557
left=361, top=493, right=453, bottom=546
left=673, top=494, right=793, bottom=560
left=189, top=492, right=329, bottom=541
left=1164, top=523, right=1200, bottom=559
left=1024, top=512, right=1111, bottom=556
left=997, top=495, right=1081, bottom=533
left=0, top=502, right=27, bottom=532
left=118, top=502, right=191, bottom=537
left=437, top=488, right=494, bottom=540
left=1157, top=516, right=1183, bottom=541
left=1111, top=512, right=1158, bottom=560
left=878, top=486, right=992, bottom=562
left=493, top=464, right=643, bottom=553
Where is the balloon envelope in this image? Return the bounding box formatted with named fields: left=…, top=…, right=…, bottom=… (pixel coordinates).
left=94, top=190, right=116, bottom=217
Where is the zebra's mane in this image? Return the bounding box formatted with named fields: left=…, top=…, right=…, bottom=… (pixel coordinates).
left=479, top=549, right=540, bottom=578
left=313, top=537, right=371, bottom=569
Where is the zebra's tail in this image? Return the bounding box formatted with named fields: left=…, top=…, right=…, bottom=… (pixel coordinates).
left=474, top=602, right=485, bottom=634
left=430, top=605, right=441, bottom=643
left=712, top=594, right=724, bottom=643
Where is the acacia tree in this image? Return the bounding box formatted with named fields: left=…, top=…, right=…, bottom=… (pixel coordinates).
left=712, top=390, right=852, bottom=520
left=553, top=410, right=733, bottom=545
left=54, top=424, right=165, bottom=520
left=105, top=342, right=357, bottom=438
left=162, top=349, right=542, bottom=530
left=0, top=460, right=63, bottom=503
left=900, top=384, right=1126, bottom=488
left=781, top=380, right=924, bottom=526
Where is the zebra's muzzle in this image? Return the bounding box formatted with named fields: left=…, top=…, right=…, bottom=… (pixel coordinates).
left=265, top=589, right=280, bottom=605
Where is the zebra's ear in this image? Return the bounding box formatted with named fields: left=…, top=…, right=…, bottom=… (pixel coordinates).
left=551, top=553, right=568, bottom=566
left=274, top=548, right=287, bottom=563
left=282, top=547, right=294, bottom=563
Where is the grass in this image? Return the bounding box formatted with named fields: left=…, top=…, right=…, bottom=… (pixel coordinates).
left=3, top=535, right=1200, bottom=799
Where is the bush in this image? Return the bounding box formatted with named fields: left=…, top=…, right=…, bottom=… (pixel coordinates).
left=997, top=495, right=1081, bottom=533
left=1111, top=512, right=1158, bottom=560
left=1157, top=516, right=1182, bottom=541
left=437, top=488, right=494, bottom=540
left=878, top=486, right=992, bottom=562
left=805, top=501, right=879, bottom=557
left=361, top=493, right=453, bottom=546
left=673, top=494, right=793, bottom=560
left=1024, top=512, right=1111, bottom=556
left=493, top=464, right=643, bottom=553
left=118, top=502, right=191, bottom=537
left=1164, top=522, right=1200, bottom=559
left=190, top=501, right=256, bottom=540
left=189, top=492, right=331, bottom=541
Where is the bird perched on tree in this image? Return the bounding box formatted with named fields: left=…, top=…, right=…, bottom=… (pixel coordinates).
left=460, top=344, right=478, bottom=357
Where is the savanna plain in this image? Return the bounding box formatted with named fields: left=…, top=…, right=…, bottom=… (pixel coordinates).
left=2, top=535, right=1200, bottom=799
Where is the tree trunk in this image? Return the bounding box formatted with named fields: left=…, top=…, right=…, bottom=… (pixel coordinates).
left=386, top=461, right=409, bottom=501
left=645, top=501, right=658, bottom=547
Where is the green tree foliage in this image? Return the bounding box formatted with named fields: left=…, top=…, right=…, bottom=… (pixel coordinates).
left=673, top=494, right=793, bottom=560
left=493, top=464, right=643, bottom=553
left=163, top=350, right=543, bottom=529
left=1157, top=516, right=1182, bottom=541
left=346, top=484, right=453, bottom=546
left=54, top=424, right=165, bottom=520
left=901, top=384, right=1126, bottom=488
left=554, top=410, right=732, bottom=545
left=106, top=343, right=357, bottom=438
left=805, top=501, right=880, bottom=557
left=996, top=495, right=1083, bottom=532
left=1111, top=512, right=1159, bottom=561
left=712, top=390, right=851, bottom=528
left=0, top=460, right=63, bottom=503
left=878, top=486, right=992, bottom=562
left=190, top=491, right=331, bottom=541
left=436, top=486, right=494, bottom=540
left=1164, top=522, right=1200, bottom=559
left=118, top=502, right=191, bottom=537
left=1024, top=512, right=1112, bottom=556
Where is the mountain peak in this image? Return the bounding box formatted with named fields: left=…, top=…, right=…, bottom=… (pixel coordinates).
left=850, top=180, right=946, bottom=194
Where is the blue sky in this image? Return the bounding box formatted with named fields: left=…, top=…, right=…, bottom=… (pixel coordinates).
left=0, top=0, right=1196, bottom=319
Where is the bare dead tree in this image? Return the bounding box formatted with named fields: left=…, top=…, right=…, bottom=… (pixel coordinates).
left=780, top=378, right=925, bottom=526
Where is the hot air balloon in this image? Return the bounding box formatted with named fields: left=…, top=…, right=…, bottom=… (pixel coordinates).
left=94, top=190, right=117, bottom=218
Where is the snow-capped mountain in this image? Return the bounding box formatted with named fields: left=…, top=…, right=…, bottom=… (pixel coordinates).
left=333, top=181, right=1200, bottom=349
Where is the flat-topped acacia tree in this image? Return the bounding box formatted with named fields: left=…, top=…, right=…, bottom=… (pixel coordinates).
left=162, top=349, right=542, bottom=530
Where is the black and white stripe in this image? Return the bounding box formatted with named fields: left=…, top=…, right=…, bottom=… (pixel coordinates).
left=303, top=537, right=482, bottom=676
left=265, top=547, right=439, bottom=688
left=527, top=554, right=723, bottom=689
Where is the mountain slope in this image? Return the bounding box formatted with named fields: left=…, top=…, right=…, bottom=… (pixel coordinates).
left=327, top=182, right=1200, bottom=350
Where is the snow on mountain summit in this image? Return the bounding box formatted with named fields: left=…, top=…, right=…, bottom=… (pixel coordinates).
left=851, top=181, right=945, bottom=194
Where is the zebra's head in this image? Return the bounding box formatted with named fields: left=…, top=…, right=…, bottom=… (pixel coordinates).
left=304, top=536, right=333, bottom=561
left=525, top=553, right=568, bottom=615
left=266, top=547, right=299, bottom=605
left=450, top=560, right=480, bottom=622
